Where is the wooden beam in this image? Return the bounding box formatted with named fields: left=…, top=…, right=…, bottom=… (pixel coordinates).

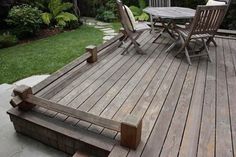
left=12, top=85, right=35, bottom=110
left=25, top=94, right=121, bottom=131
left=120, top=114, right=142, bottom=149
left=10, top=95, right=23, bottom=108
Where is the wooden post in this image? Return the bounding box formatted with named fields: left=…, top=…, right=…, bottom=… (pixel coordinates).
left=120, top=114, right=142, bottom=149
left=86, top=45, right=97, bottom=63
left=12, top=85, right=35, bottom=111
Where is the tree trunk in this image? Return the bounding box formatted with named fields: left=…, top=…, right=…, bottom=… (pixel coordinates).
left=72, top=0, right=80, bottom=17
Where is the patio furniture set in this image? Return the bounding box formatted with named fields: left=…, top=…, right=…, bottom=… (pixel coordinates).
left=118, top=0, right=230, bottom=65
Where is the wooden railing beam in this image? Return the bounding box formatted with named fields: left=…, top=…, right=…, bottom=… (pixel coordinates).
left=11, top=85, right=142, bottom=149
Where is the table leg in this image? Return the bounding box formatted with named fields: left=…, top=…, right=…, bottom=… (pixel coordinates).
left=152, top=20, right=175, bottom=43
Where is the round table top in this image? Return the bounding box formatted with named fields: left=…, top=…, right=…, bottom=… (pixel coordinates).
left=143, top=7, right=196, bottom=19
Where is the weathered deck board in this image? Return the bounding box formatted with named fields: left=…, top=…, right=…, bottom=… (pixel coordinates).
left=73, top=34, right=160, bottom=133
left=160, top=60, right=198, bottom=157
left=58, top=32, right=153, bottom=122
left=142, top=57, right=189, bottom=157
left=215, top=38, right=234, bottom=157
left=10, top=31, right=236, bottom=157
left=227, top=39, right=236, bottom=156
left=197, top=45, right=216, bottom=157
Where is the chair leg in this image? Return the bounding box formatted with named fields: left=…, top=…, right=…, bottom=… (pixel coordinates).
left=202, top=38, right=212, bottom=62
left=184, top=46, right=192, bottom=65
left=150, top=15, right=155, bottom=34
left=206, top=37, right=217, bottom=47
left=122, top=35, right=145, bottom=55
left=121, top=41, right=132, bottom=55
left=176, top=35, right=186, bottom=56
left=152, top=20, right=172, bottom=43
left=152, top=28, right=164, bottom=43
left=177, top=35, right=192, bottom=65
left=165, top=35, right=180, bottom=53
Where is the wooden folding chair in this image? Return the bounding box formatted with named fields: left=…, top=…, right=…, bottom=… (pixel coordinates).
left=116, top=0, right=151, bottom=55
left=176, top=5, right=228, bottom=65
left=206, top=0, right=231, bottom=46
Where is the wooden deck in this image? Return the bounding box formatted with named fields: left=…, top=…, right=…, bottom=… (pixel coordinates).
left=8, top=31, right=236, bottom=157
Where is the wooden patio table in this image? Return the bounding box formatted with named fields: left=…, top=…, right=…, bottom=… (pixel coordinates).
left=143, top=7, right=195, bottom=51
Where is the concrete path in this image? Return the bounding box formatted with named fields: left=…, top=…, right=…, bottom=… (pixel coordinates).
left=0, top=75, right=69, bottom=156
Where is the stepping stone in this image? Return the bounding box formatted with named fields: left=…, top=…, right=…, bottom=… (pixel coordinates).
left=95, top=26, right=105, bottom=29
left=86, top=22, right=95, bottom=26
left=103, top=36, right=114, bottom=40
left=96, top=22, right=110, bottom=26
left=104, top=30, right=115, bottom=33
left=104, top=33, right=118, bottom=36
left=101, top=28, right=113, bottom=31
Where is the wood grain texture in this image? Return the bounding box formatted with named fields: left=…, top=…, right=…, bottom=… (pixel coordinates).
left=8, top=32, right=236, bottom=157
left=215, top=38, right=233, bottom=157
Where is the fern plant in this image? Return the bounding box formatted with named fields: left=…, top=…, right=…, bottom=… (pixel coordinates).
left=129, top=0, right=149, bottom=21
left=41, top=0, right=78, bottom=28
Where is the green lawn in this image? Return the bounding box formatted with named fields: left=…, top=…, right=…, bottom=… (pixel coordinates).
left=111, top=22, right=122, bottom=32
left=0, top=25, right=103, bottom=84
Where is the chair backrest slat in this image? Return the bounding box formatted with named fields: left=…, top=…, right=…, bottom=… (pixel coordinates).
left=149, top=0, right=171, bottom=7
left=189, top=5, right=227, bottom=35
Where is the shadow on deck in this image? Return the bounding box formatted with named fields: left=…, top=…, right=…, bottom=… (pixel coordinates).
left=7, top=31, right=236, bottom=157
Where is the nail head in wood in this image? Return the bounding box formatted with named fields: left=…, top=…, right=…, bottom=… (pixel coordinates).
left=120, top=114, right=142, bottom=149
left=86, top=45, right=97, bottom=63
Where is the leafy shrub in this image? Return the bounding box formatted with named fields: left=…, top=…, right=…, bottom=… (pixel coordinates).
left=5, top=4, right=42, bottom=38
left=0, top=32, right=18, bottom=48
left=41, top=0, right=78, bottom=28
left=96, top=9, right=116, bottom=22
left=95, top=0, right=117, bottom=22
left=65, top=19, right=83, bottom=30
left=129, top=0, right=149, bottom=21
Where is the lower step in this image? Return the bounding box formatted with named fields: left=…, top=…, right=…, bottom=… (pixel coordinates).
left=7, top=107, right=117, bottom=157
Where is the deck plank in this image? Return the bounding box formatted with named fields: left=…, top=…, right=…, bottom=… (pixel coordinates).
left=178, top=58, right=207, bottom=157
left=141, top=57, right=189, bottom=157
left=70, top=35, right=156, bottom=129
left=215, top=38, right=234, bottom=157
left=99, top=39, right=171, bottom=137
left=125, top=57, right=183, bottom=157
left=224, top=38, right=236, bottom=156
left=85, top=37, right=166, bottom=134
left=48, top=33, right=147, bottom=103
left=63, top=32, right=155, bottom=125
left=98, top=38, right=172, bottom=138
left=197, top=46, right=217, bottom=157
left=160, top=59, right=199, bottom=157
left=112, top=39, right=171, bottom=122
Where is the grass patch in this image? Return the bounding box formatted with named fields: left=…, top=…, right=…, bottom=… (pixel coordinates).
left=111, top=22, right=122, bottom=32
left=0, top=25, right=103, bottom=84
